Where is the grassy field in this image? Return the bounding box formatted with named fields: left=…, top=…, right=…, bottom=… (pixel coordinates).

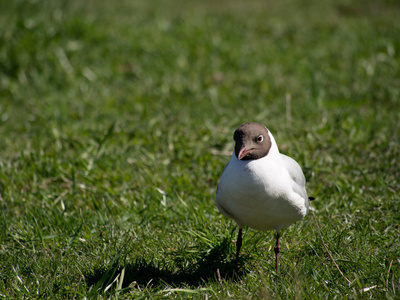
left=1, top=0, right=399, bottom=298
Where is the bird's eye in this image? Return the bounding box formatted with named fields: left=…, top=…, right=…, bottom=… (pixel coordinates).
left=257, top=135, right=263, bottom=143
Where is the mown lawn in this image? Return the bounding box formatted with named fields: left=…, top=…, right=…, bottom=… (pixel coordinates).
left=0, top=0, right=399, bottom=298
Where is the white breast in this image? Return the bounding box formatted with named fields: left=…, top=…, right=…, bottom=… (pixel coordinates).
left=215, top=137, right=309, bottom=231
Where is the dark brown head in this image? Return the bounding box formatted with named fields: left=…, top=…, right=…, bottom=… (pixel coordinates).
left=233, top=122, right=272, bottom=160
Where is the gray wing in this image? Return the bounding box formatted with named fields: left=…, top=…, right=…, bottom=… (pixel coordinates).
left=280, top=154, right=308, bottom=200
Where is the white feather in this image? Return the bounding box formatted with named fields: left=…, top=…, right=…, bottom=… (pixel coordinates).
left=215, top=130, right=309, bottom=232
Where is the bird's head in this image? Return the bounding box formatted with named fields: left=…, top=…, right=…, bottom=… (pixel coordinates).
left=233, top=122, right=272, bottom=160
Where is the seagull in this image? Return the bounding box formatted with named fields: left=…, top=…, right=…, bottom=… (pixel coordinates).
left=215, top=122, right=311, bottom=274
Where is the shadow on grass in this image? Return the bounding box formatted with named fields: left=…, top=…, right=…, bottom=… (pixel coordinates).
left=86, top=237, right=246, bottom=292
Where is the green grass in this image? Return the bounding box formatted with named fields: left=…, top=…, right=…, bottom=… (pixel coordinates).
left=0, top=0, right=399, bottom=298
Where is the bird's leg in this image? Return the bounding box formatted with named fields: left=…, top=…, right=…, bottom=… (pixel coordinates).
left=274, top=230, right=280, bottom=274
left=233, top=227, right=243, bottom=274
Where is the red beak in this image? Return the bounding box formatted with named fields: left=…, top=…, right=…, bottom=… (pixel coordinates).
left=238, top=147, right=251, bottom=160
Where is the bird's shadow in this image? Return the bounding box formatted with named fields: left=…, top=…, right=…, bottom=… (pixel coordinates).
left=85, top=237, right=247, bottom=293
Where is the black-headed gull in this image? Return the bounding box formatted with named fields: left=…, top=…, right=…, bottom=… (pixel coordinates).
left=215, top=122, right=311, bottom=274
